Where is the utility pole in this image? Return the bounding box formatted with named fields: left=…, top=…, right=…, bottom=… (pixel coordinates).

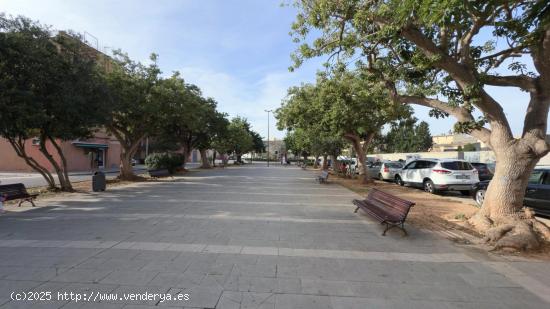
left=265, top=109, right=272, bottom=167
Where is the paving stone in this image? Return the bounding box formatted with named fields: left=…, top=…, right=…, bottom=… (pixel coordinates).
left=275, top=294, right=332, bottom=309
left=217, top=291, right=275, bottom=309
left=99, top=271, right=158, bottom=286
left=51, top=269, right=112, bottom=284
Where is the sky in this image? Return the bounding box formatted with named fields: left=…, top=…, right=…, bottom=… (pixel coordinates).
left=0, top=0, right=541, bottom=140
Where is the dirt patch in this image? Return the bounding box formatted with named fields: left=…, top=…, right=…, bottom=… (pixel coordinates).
left=2, top=172, right=187, bottom=208
left=327, top=171, right=550, bottom=260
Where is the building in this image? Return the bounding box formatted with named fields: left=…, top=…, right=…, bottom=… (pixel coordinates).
left=263, top=139, right=286, bottom=160
left=431, top=133, right=490, bottom=152
left=0, top=129, right=122, bottom=172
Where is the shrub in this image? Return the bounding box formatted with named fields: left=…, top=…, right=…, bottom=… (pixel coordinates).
left=145, top=152, right=184, bottom=174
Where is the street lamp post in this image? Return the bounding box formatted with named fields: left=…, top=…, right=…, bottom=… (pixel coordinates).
left=265, top=109, right=272, bottom=167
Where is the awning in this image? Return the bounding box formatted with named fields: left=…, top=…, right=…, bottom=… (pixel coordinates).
left=72, top=142, right=109, bottom=149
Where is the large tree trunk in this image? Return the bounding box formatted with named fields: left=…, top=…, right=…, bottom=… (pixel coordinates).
left=47, top=136, right=73, bottom=191
left=37, top=134, right=72, bottom=191
left=119, top=138, right=144, bottom=180
left=322, top=154, right=328, bottom=170
left=236, top=154, right=243, bottom=164
left=181, top=144, right=192, bottom=170
left=7, top=137, right=57, bottom=190
left=313, top=155, right=320, bottom=169
left=222, top=153, right=229, bottom=167
left=469, top=136, right=550, bottom=250
left=199, top=149, right=211, bottom=168
left=119, top=151, right=135, bottom=180
left=212, top=150, right=217, bottom=167
left=345, top=133, right=371, bottom=184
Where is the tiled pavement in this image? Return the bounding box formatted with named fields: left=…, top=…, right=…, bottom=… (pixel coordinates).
left=0, top=164, right=549, bottom=308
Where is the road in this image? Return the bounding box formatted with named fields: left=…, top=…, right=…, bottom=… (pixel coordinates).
left=0, top=164, right=548, bottom=308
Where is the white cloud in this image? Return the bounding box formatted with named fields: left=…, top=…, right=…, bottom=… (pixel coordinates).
left=180, top=67, right=314, bottom=139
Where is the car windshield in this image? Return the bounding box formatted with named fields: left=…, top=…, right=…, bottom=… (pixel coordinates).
left=440, top=161, right=473, bottom=170
left=385, top=163, right=403, bottom=168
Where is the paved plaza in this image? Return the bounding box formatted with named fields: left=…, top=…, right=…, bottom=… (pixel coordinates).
left=0, top=165, right=549, bottom=308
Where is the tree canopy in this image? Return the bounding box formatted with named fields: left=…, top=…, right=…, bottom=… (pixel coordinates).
left=277, top=69, right=409, bottom=181
left=380, top=118, right=433, bottom=153
left=0, top=14, right=110, bottom=190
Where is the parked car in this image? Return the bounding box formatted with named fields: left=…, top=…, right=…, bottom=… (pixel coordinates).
left=394, top=158, right=479, bottom=195
left=376, top=161, right=404, bottom=181
left=366, top=161, right=382, bottom=178
left=470, top=162, right=493, bottom=181
left=471, top=168, right=550, bottom=217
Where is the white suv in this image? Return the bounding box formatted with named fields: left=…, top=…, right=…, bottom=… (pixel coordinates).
left=394, top=159, right=479, bottom=195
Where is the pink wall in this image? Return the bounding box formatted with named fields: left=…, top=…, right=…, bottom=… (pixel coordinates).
left=0, top=134, right=122, bottom=173
left=0, top=138, right=61, bottom=172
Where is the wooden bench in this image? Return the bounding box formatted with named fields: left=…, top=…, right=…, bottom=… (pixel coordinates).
left=316, top=170, right=329, bottom=184
left=352, top=188, right=414, bottom=236
left=0, top=183, right=38, bottom=207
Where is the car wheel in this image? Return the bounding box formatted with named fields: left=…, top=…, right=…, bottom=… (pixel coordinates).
left=423, top=180, right=436, bottom=194
left=395, top=175, right=404, bottom=186
left=475, top=189, right=485, bottom=206
left=378, top=173, right=383, bottom=180
left=460, top=190, right=470, bottom=196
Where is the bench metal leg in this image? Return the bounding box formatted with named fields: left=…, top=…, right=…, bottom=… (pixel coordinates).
left=354, top=206, right=360, bottom=213
left=381, top=222, right=408, bottom=237
left=18, top=198, right=36, bottom=207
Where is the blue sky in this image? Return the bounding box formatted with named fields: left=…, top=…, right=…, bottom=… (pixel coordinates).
left=0, top=0, right=540, bottom=140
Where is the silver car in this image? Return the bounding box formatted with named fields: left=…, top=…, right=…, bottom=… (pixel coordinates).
left=377, top=161, right=404, bottom=180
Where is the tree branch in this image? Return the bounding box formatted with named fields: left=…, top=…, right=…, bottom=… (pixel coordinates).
left=397, top=95, right=491, bottom=144
left=483, top=74, right=536, bottom=91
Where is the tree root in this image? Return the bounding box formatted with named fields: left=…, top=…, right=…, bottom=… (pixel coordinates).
left=468, top=209, right=550, bottom=251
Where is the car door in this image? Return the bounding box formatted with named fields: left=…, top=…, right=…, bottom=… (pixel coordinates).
left=525, top=170, right=550, bottom=216
left=369, top=162, right=381, bottom=178
left=401, top=161, right=416, bottom=183
left=404, top=161, right=419, bottom=184
left=418, top=161, right=435, bottom=183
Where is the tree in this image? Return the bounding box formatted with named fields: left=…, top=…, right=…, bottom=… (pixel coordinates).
left=211, top=116, right=255, bottom=165
left=229, top=117, right=255, bottom=163
left=250, top=131, right=265, bottom=160
left=155, top=73, right=229, bottom=170
left=463, top=143, right=478, bottom=152
left=290, top=0, right=550, bottom=249
left=105, top=51, right=163, bottom=180
left=196, top=108, right=229, bottom=169
left=284, top=128, right=312, bottom=163
left=383, top=118, right=433, bottom=153
left=0, top=15, right=110, bottom=191
left=277, top=70, right=409, bottom=182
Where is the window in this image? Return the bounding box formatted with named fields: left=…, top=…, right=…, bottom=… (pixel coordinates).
left=404, top=162, right=416, bottom=169
left=415, top=161, right=427, bottom=169
left=529, top=170, right=544, bottom=184
left=415, top=161, right=436, bottom=169
left=385, top=163, right=403, bottom=168
left=440, top=161, right=473, bottom=170
left=542, top=172, right=550, bottom=185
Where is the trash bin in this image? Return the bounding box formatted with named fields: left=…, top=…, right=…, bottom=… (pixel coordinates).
left=92, top=171, right=106, bottom=192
